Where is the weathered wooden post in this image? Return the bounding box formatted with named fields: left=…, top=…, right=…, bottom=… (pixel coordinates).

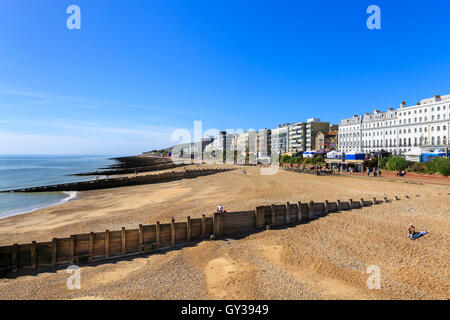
left=285, top=202, right=291, bottom=225
left=187, top=216, right=192, bottom=242
left=138, top=224, right=143, bottom=252
left=372, top=197, right=377, bottom=205
left=324, top=200, right=329, bottom=214
left=337, top=200, right=341, bottom=210
left=89, top=232, right=94, bottom=260
left=349, top=199, right=353, bottom=209
left=171, top=217, right=176, bottom=246
left=297, top=201, right=302, bottom=221
left=255, top=206, right=265, bottom=229
left=384, top=196, right=388, bottom=203
left=156, top=222, right=161, bottom=248
left=201, top=215, right=206, bottom=237
left=12, top=243, right=18, bottom=272
left=121, top=227, right=126, bottom=256
left=360, top=198, right=365, bottom=207
left=70, top=235, right=75, bottom=264
left=271, top=204, right=276, bottom=226
left=105, top=230, right=110, bottom=258
left=308, top=201, right=314, bottom=219
left=213, top=212, right=220, bottom=236
left=395, top=196, right=399, bottom=201
left=31, top=241, right=37, bottom=269
left=51, top=238, right=57, bottom=267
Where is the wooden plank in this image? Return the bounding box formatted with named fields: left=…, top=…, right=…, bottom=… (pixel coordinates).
left=18, top=244, right=31, bottom=268
left=121, top=227, right=126, bottom=256
left=285, top=202, right=290, bottom=225
left=105, top=230, right=110, bottom=258
left=156, top=222, right=161, bottom=247
left=270, top=205, right=276, bottom=225
left=297, top=202, right=302, bottom=221
left=51, top=238, right=57, bottom=266
left=175, top=222, right=187, bottom=243
left=36, top=242, right=52, bottom=266
left=187, top=217, right=192, bottom=242
left=31, top=241, right=37, bottom=269
left=70, top=235, right=75, bottom=263
left=12, top=244, right=18, bottom=271
left=201, top=215, right=206, bottom=236
left=89, top=233, right=94, bottom=260
left=213, top=212, right=220, bottom=235
left=171, top=218, right=176, bottom=246
left=139, top=224, right=143, bottom=251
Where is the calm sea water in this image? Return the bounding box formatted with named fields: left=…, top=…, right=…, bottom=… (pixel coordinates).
left=0, top=155, right=118, bottom=219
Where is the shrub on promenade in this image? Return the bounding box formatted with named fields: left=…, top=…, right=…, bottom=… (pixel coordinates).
left=386, top=156, right=408, bottom=171
left=313, top=155, right=324, bottom=164
left=280, top=155, right=291, bottom=163
left=379, top=156, right=391, bottom=169
left=293, top=157, right=302, bottom=164
left=425, top=157, right=450, bottom=176
left=409, top=162, right=427, bottom=174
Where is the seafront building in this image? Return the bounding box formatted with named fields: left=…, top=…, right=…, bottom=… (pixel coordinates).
left=286, top=118, right=333, bottom=152
left=338, top=94, right=450, bottom=154
left=314, top=130, right=338, bottom=151
left=270, top=124, right=289, bottom=156
left=257, top=129, right=271, bottom=159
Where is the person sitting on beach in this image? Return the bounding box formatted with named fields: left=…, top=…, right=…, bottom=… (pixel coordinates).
left=217, top=205, right=223, bottom=213
left=407, top=223, right=416, bottom=239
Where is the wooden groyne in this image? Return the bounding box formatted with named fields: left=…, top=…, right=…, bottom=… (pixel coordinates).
left=0, top=195, right=404, bottom=277
left=0, top=168, right=232, bottom=193
left=72, top=155, right=185, bottom=176
left=71, top=162, right=187, bottom=176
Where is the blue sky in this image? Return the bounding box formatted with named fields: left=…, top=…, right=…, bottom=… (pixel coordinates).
left=1, top=0, right=449, bottom=154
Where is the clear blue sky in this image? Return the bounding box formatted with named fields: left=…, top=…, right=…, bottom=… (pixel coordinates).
left=1, top=0, right=449, bottom=154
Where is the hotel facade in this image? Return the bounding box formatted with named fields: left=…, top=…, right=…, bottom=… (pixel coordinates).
left=338, top=95, right=450, bottom=155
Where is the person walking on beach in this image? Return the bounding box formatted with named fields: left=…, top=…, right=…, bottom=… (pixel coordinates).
left=367, top=167, right=371, bottom=176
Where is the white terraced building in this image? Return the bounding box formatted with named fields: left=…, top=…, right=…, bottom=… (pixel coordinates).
left=338, top=94, right=450, bottom=155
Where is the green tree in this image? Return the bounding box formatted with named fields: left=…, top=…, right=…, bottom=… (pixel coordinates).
left=386, top=156, right=408, bottom=171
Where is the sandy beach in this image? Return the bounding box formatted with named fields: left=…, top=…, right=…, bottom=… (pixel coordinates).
left=0, top=164, right=448, bottom=299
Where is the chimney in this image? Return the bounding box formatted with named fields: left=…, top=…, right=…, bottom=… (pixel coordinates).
left=388, top=108, right=394, bottom=111
left=400, top=101, right=406, bottom=108
left=435, top=95, right=441, bottom=102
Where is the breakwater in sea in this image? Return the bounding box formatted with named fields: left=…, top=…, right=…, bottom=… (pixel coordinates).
left=1, top=168, right=233, bottom=193
left=71, top=156, right=186, bottom=176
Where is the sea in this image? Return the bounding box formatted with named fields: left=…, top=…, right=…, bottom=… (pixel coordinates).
left=0, top=155, right=119, bottom=219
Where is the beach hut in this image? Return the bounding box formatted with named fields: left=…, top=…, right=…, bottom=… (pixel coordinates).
left=404, top=147, right=426, bottom=163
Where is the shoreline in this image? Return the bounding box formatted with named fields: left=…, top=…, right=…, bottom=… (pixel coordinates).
left=0, top=191, right=78, bottom=221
